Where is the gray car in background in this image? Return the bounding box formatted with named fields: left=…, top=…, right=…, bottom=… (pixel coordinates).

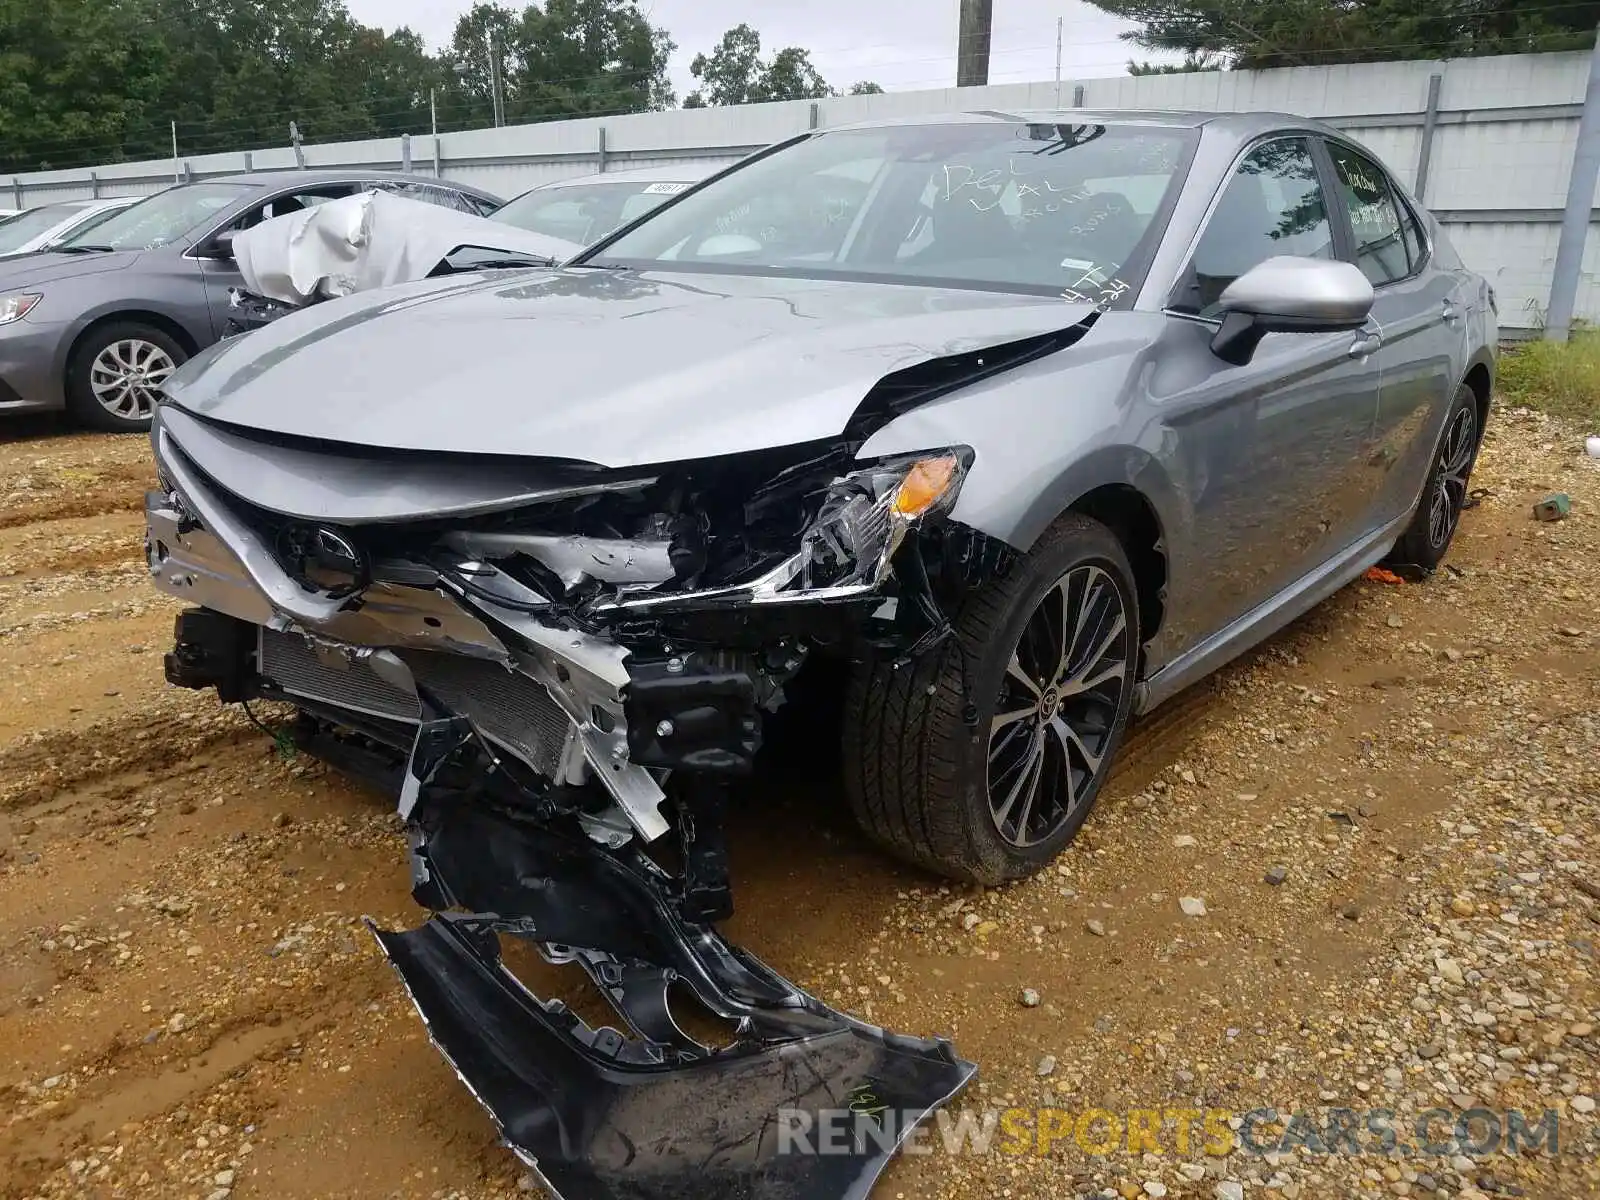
left=0, top=197, right=141, bottom=259
left=0, top=170, right=501, bottom=432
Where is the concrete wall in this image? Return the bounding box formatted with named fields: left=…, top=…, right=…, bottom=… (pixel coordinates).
left=8, top=51, right=1592, bottom=331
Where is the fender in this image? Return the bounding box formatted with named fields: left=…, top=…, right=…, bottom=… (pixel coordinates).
left=1004, top=441, right=1183, bottom=555
left=51, top=295, right=212, bottom=384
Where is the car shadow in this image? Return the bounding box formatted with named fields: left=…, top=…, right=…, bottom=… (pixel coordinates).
left=0, top=412, right=76, bottom=444
left=717, top=656, right=939, bottom=965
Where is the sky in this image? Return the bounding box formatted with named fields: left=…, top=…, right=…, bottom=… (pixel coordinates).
left=340, top=0, right=1169, bottom=99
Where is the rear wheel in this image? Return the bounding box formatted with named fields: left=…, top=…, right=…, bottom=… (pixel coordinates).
left=1389, top=383, right=1480, bottom=569
left=65, top=322, right=187, bottom=432
left=843, top=515, right=1139, bottom=884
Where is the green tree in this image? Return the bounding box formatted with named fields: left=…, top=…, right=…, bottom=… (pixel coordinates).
left=684, top=23, right=764, bottom=107
left=1088, top=0, right=1600, bottom=69
left=439, top=0, right=673, bottom=127
left=519, top=0, right=675, bottom=118
left=0, top=0, right=170, bottom=172
left=0, top=0, right=469, bottom=171
left=684, top=23, right=841, bottom=107
left=760, top=46, right=830, bottom=101
left=1128, top=52, right=1220, bottom=75
left=438, top=2, right=519, bottom=129
left=341, top=27, right=449, bottom=137
left=848, top=81, right=885, bottom=95
left=194, top=0, right=374, bottom=150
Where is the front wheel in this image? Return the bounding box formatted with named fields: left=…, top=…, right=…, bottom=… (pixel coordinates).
left=1389, top=383, right=1480, bottom=569
left=65, top=322, right=188, bottom=433
left=843, top=515, right=1140, bottom=884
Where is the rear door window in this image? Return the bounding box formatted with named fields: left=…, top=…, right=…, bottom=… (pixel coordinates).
left=1326, top=143, right=1412, bottom=286
left=371, top=180, right=499, bottom=216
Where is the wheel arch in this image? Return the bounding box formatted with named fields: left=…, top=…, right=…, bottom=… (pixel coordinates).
left=64, top=310, right=202, bottom=376
left=1063, top=482, right=1169, bottom=662
left=1461, top=353, right=1493, bottom=443
left=977, top=443, right=1180, bottom=671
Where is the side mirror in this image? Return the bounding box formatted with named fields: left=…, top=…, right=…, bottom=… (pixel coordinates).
left=1209, top=256, right=1374, bottom=366
left=202, top=229, right=237, bottom=260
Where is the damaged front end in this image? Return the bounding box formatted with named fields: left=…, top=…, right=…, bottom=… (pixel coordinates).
left=146, top=403, right=988, bottom=1196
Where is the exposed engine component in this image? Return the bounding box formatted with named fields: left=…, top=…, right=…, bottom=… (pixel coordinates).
left=147, top=408, right=1001, bottom=1200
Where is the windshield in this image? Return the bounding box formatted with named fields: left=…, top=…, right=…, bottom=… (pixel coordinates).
left=45, top=203, right=127, bottom=247
left=0, top=203, right=87, bottom=253
left=62, top=183, right=253, bottom=250
left=494, top=179, right=695, bottom=245
left=590, top=123, right=1193, bottom=297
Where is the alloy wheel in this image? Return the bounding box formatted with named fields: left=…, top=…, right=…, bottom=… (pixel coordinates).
left=1427, top=406, right=1476, bottom=550
left=89, top=338, right=177, bottom=421
left=987, top=563, right=1130, bottom=847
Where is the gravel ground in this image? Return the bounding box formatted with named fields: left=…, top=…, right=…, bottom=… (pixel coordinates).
left=0, top=406, right=1595, bottom=1200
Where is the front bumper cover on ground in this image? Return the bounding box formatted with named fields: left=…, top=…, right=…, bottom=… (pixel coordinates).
left=371, top=803, right=976, bottom=1200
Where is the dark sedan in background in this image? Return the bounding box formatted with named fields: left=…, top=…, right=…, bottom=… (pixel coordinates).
left=0, top=170, right=502, bottom=432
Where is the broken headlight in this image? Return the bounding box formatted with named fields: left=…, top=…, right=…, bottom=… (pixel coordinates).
left=791, top=450, right=968, bottom=593
left=580, top=449, right=970, bottom=615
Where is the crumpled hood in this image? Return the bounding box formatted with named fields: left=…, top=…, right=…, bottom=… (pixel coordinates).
left=0, top=249, right=141, bottom=290
left=163, top=267, right=1096, bottom=468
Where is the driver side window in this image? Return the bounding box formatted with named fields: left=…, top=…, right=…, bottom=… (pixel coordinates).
left=1175, top=137, right=1334, bottom=315
left=226, top=184, right=361, bottom=233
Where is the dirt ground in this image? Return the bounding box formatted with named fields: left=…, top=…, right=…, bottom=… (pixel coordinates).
left=0, top=406, right=1596, bottom=1200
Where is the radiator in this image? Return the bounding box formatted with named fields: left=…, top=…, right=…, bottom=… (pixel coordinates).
left=257, top=627, right=573, bottom=778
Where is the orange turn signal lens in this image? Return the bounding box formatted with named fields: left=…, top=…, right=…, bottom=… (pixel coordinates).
left=892, top=455, right=959, bottom=518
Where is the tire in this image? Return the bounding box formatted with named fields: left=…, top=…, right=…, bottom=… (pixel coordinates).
left=1388, top=383, right=1481, bottom=570
left=65, top=322, right=188, bottom=433
left=843, top=514, right=1140, bottom=884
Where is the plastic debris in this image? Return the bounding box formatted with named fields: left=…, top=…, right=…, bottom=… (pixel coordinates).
left=1586, top=435, right=1600, bottom=458
left=1363, top=566, right=1405, bottom=584
left=1533, top=493, right=1571, bottom=522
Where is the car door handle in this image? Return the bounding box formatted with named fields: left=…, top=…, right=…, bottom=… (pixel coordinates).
left=1441, top=299, right=1463, bottom=326
left=1348, top=331, right=1382, bottom=359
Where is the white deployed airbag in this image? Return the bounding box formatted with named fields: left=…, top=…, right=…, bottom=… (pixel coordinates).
left=233, top=189, right=582, bottom=306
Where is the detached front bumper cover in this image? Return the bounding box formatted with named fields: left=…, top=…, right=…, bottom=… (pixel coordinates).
left=371, top=803, right=976, bottom=1200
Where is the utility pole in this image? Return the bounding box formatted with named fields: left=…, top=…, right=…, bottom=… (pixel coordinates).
left=430, top=88, right=442, bottom=178
left=485, top=31, right=506, bottom=127
left=289, top=121, right=305, bottom=169
left=171, top=121, right=179, bottom=183
left=1055, top=16, right=1064, bottom=109
left=957, top=0, right=994, bottom=87
left=1547, top=24, right=1600, bottom=342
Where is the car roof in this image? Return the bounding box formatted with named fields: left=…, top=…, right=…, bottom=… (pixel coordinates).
left=529, top=163, right=716, bottom=192
left=26, top=196, right=143, bottom=216
left=827, top=108, right=1342, bottom=140
left=203, top=168, right=500, bottom=198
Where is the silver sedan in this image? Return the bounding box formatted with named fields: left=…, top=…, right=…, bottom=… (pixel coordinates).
left=150, top=109, right=1494, bottom=888
left=144, top=109, right=1496, bottom=1196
